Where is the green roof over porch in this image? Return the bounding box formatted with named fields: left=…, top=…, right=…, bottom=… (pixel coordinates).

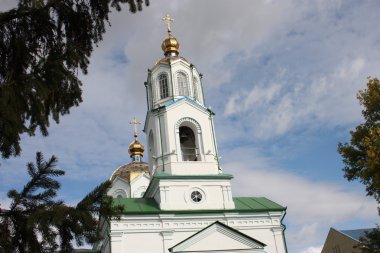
left=112, top=197, right=286, bottom=215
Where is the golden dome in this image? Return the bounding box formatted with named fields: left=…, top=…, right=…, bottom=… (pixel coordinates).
left=161, top=35, right=180, bottom=56
left=128, top=139, right=144, bottom=158
left=110, top=162, right=149, bottom=182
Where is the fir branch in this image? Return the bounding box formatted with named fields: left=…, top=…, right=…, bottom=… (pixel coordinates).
left=0, top=152, right=120, bottom=252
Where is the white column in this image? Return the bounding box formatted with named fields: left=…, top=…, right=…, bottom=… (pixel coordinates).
left=110, top=232, right=123, bottom=253
left=197, top=130, right=205, bottom=161
left=175, top=127, right=182, bottom=162
left=159, top=186, right=170, bottom=209
left=160, top=231, right=174, bottom=253
left=271, top=227, right=287, bottom=253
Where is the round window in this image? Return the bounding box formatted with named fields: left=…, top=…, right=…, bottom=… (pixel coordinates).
left=190, top=191, right=203, bottom=203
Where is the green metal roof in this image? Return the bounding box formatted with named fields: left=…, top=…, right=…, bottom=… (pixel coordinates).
left=112, top=197, right=286, bottom=215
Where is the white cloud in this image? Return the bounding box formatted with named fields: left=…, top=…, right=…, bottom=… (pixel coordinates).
left=224, top=146, right=378, bottom=253
left=222, top=56, right=370, bottom=140
left=228, top=154, right=377, bottom=225
left=301, top=246, right=323, bottom=253
left=0, top=195, right=11, bottom=210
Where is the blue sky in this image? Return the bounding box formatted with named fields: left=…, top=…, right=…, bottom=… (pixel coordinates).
left=1, top=1, right=380, bottom=252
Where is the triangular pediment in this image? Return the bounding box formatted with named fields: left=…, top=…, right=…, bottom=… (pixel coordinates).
left=107, top=176, right=131, bottom=198
left=112, top=176, right=129, bottom=185
left=130, top=172, right=150, bottom=185
left=169, top=221, right=266, bottom=253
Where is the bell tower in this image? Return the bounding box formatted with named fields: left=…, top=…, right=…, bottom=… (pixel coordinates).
left=144, top=15, right=234, bottom=211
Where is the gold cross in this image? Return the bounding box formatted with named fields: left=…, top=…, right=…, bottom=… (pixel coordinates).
left=162, top=14, right=174, bottom=33
left=129, top=117, right=141, bottom=139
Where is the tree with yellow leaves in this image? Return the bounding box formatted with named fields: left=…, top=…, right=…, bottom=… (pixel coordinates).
left=338, top=77, right=380, bottom=252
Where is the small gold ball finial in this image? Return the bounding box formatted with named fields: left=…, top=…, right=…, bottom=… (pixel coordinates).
left=161, top=14, right=180, bottom=56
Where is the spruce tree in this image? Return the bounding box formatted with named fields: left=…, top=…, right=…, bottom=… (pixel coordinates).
left=0, top=152, right=122, bottom=252
left=0, top=0, right=149, bottom=159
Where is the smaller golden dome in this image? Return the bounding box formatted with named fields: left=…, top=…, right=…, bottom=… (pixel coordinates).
left=128, top=139, right=144, bottom=158
left=110, top=162, right=149, bottom=182
left=161, top=35, right=180, bottom=56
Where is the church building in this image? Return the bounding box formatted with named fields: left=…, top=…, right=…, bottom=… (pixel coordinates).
left=99, top=15, right=288, bottom=253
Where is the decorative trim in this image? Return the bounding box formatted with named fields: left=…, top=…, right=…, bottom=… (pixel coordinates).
left=175, top=117, right=201, bottom=132
left=187, top=187, right=206, bottom=204
left=112, top=188, right=129, bottom=198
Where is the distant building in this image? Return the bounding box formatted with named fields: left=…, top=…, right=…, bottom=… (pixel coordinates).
left=321, top=227, right=374, bottom=253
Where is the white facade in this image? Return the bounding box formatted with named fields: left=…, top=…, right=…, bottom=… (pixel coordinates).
left=102, top=212, right=286, bottom=253
left=100, top=26, right=288, bottom=253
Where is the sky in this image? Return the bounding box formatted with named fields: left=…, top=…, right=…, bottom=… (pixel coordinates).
left=1, top=1, right=380, bottom=253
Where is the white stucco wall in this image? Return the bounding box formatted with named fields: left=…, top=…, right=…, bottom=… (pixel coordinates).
left=150, top=178, right=234, bottom=210
left=130, top=174, right=150, bottom=198
left=105, top=212, right=286, bottom=253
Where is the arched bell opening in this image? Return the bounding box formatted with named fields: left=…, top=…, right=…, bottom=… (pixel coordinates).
left=175, top=117, right=204, bottom=162
left=179, top=126, right=198, bottom=161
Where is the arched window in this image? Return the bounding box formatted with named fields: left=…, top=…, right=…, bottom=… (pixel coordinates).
left=177, top=72, right=189, bottom=96
left=113, top=189, right=127, bottom=198
left=179, top=126, right=197, bottom=161
left=159, top=73, right=169, bottom=99
left=193, top=77, right=199, bottom=101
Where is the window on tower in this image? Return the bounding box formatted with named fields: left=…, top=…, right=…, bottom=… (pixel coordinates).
left=159, top=73, right=169, bottom=99
left=179, top=126, right=198, bottom=161
left=177, top=72, right=189, bottom=96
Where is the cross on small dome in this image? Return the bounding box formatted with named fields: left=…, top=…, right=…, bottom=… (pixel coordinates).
left=161, top=14, right=180, bottom=56
left=128, top=117, right=144, bottom=162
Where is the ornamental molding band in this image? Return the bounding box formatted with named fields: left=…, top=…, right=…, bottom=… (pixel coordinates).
left=175, top=117, right=201, bottom=132
left=174, top=70, right=190, bottom=78
left=110, top=218, right=280, bottom=231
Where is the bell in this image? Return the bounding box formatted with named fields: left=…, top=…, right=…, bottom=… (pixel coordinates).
left=180, top=132, right=188, bottom=139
